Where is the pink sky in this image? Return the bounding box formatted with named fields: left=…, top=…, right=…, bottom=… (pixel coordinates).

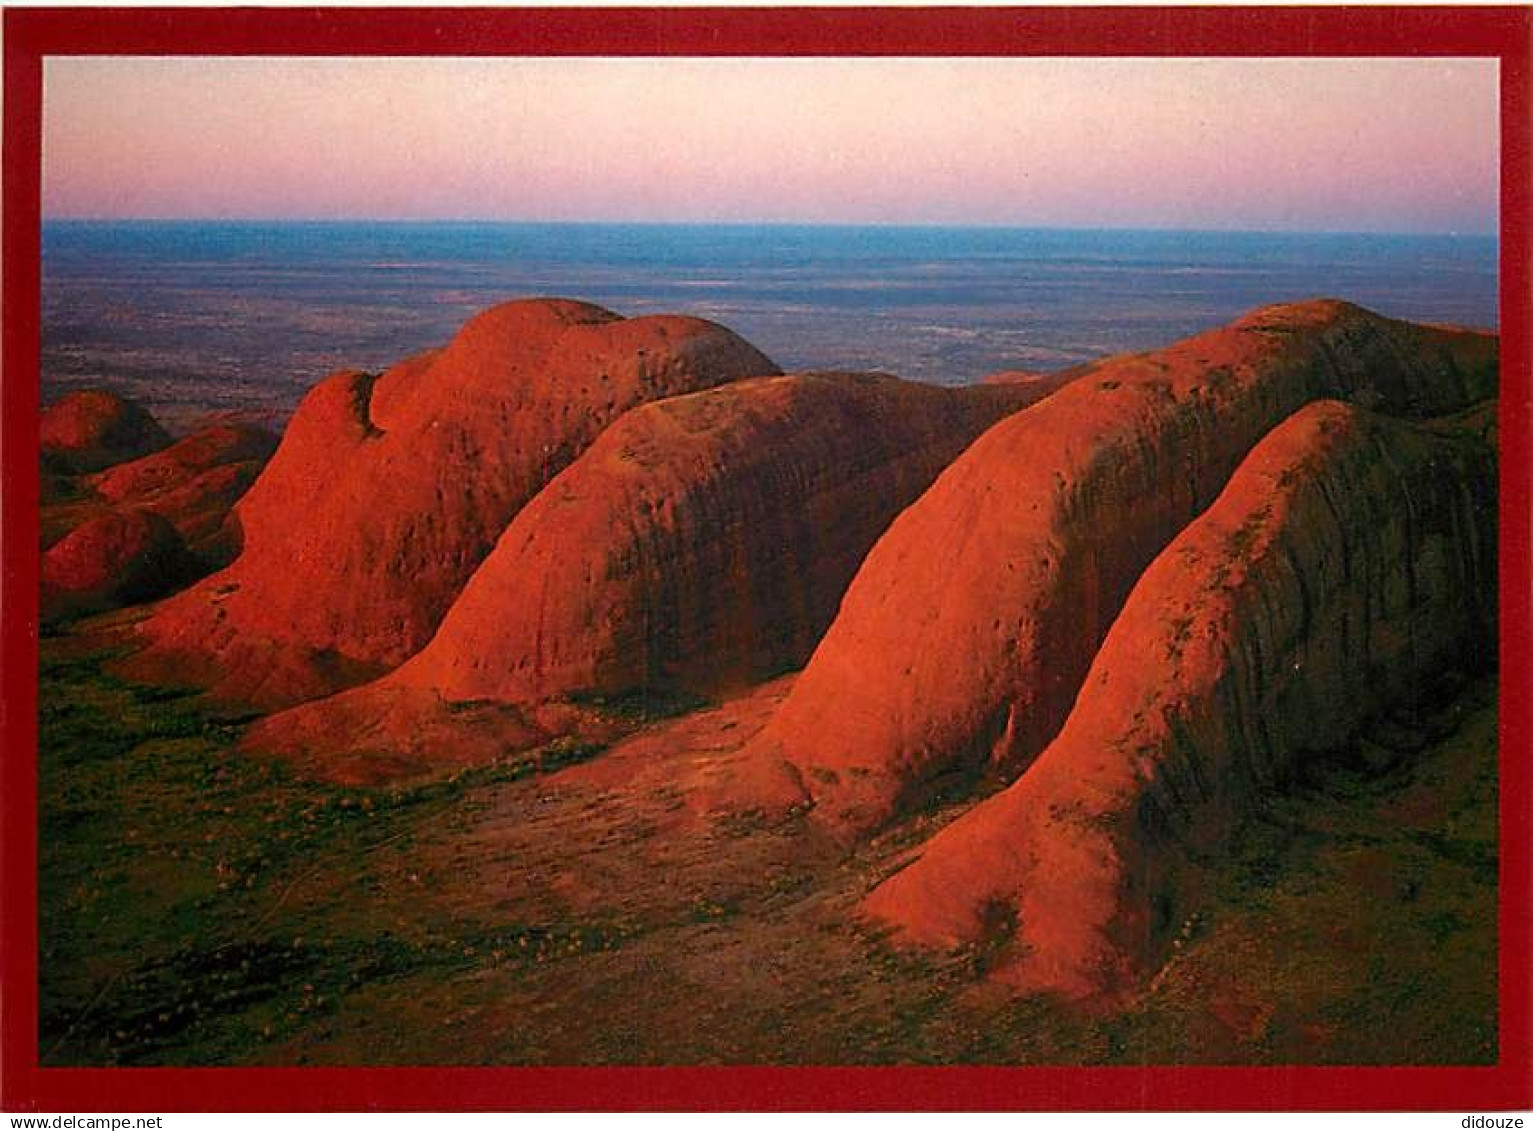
left=42, top=56, right=1498, bottom=233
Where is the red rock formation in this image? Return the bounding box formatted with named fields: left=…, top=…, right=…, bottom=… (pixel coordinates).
left=42, top=508, right=198, bottom=621
left=89, top=422, right=275, bottom=503
left=862, top=400, right=1496, bottom=1000
left=38, top=394, right=278, bottom=616
left=741, top=300, right=1497, bottom=836
left=412, top=372, right=1053, bottom=701
left=983, top=362, right=1099, bottom=388
left=244, top=371, right=1066, bottom=776
left=86, top=423, right=279, bottom=565
left=126, top=299, right=778, bottom=709
left=41, top=390, right=170, bottom=474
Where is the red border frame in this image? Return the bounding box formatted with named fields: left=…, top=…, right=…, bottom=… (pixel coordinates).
left=3, top=6, right=1530, bottom=1112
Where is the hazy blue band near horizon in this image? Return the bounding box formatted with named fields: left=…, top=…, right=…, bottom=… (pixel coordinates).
left=41, top=220, right=1499, bottom=433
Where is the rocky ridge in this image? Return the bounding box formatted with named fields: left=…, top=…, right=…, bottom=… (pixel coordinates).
left=735, top=300, right=1496, bottom=836
left=861, top=399, right=1496, bottom=1000
left=242, top=370, right=1066, bottom=777
left=124, top=299, right=778, bottom=709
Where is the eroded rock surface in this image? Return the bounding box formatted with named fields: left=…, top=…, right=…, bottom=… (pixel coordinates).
left=42, top=509, right=199, bottom=621
left=86, top=423, right=279, bottom=566
left=125, top=299, right=778, bottom=709
left=39, top=394, right=279, bottom=618
left=244, top=371, right=1066, bottom=776
left=862, top=400, right=1496, bottom=1000
left=740, top=300, right=1496, bottom=835
left=41, top=390, right=170, bottom=475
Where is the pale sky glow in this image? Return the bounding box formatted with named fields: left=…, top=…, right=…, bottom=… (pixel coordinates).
left=42, top=56, right=1499, bottom=233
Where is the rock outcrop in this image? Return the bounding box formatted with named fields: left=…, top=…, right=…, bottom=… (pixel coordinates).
left=125, top=299, right=779, bottom=710
left=243, top=371, right=1067, bottom=777
left=38, top=391, right=280, bottom=619
left=983, top=361, right=1100, bottom=388
left=86, top=423, right=279, bottom=566
left=740, top=300, right=1497, bottom=835
left=41, top=390, right=170, bottom=474
left=42, top=509, right=199, bottom=621
left=861, top=400, right=1496, bottom=1000
left=403, top=371, right=1052, bottom=702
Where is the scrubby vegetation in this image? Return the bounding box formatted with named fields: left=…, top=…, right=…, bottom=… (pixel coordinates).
left=39, top=634, right=1496, bottom=1065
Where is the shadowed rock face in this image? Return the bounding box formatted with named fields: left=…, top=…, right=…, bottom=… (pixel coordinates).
left=86, top=423, right=279, bottom=566
left=861, top=400, right=1497, bottom=1001
left=39, top=398, right=280, bottom=618
left=42, top=509, right=199, bottom=621
left=407, top=371, right=1057, bottom=702
left=125, top=299, right=779, bottom=710
left=41, top=390, right=171, bottom=475
left=89, top=423, right=275, bottom=504
left=742, top=300, right=1497, bottom=836
left=242, top=370, right=1070, bottom=778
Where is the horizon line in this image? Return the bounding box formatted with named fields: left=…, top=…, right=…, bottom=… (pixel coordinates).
left=39, top=216, right=1501, bottom=240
